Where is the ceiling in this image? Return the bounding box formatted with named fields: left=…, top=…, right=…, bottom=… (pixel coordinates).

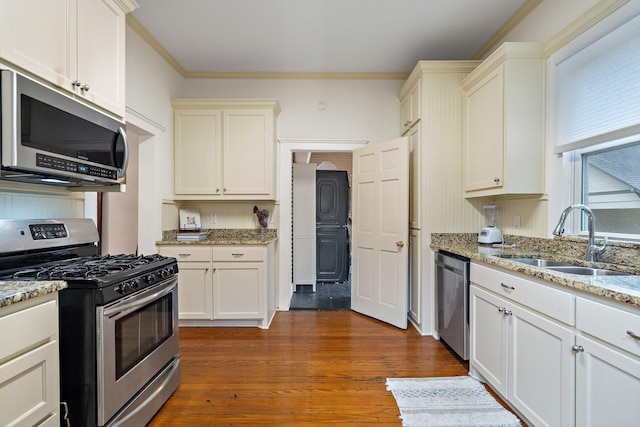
left=130, top=0, right=537, bottom=78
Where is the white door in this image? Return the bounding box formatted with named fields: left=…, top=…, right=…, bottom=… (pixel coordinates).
left=351, top=137, right=409, bottom=329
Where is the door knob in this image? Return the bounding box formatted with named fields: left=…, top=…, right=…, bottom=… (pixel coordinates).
left=396, top=241, right=405, bottom=248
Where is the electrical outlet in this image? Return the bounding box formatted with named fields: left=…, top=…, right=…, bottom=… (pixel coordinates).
left=210, top=214, right=217, bottom=224
left=514, top=215, right=521, bottom=229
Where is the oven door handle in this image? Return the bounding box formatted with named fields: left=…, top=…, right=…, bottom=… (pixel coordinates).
left=103, top=278, right=177, bottom=318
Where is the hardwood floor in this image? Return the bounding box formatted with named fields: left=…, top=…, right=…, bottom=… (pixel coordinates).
left=148, top=310, right=509, bottom=426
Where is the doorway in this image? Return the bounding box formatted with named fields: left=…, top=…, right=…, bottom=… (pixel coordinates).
left=290, top=153, right=353, bottom=310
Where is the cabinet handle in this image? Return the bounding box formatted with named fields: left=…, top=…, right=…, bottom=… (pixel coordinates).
left=501, top=283, right=515, bottom=290
left=232, top=253, right=244, bottom=257
left=72, top=80, right=81, bottom=87
left=178, top=253, right=192, bottom=257
left=403, top=120, right=411, bottom=127
left=503, top=310, right=512, bottom=316
left=627, top=330, right=640, bottom=340
left=81, top=84, right=90, bottom=92
left=572, top=345, right=584, bottom=353
left=498, top=307, right=506, bottom=313
left=216, top=188, right=220, bottom=193
left=494, top=177, right=501, bottom=185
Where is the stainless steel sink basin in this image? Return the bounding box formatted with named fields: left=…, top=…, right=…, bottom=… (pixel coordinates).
left=544, top=266, right=631, bottom=276
left=502, top=258, right=574, bottom=267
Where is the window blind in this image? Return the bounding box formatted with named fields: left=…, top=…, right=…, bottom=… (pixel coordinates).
left=552, top=10, right=640, bottom=153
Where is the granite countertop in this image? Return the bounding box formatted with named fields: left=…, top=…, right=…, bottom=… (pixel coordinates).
left=156, top=228, right=277, bottom=246
left=431, top=234, right=640, bottom=308
left=0, top=281, right=67, bottom=308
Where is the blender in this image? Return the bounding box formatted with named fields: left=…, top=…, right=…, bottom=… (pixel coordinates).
left=478, top=205, right=503, bottom=244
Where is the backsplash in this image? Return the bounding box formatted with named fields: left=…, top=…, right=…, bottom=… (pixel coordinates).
left=162, top=200, right=278, bottom=231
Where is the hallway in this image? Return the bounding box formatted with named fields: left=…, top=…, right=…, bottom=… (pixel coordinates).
left=289, top=281, right=351, bottom=310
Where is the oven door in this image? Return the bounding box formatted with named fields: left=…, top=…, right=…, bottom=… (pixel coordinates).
left=97, top=277, right=179, bottom=426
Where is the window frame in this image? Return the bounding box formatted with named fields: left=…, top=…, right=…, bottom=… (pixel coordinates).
left=567, top=133, right=640, bottom=242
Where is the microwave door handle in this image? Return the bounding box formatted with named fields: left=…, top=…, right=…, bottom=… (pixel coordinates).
left=117, top=126, right=129, bottom=179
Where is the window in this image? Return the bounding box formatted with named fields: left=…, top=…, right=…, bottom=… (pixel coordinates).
left=571, top=140, right=640, bottom=239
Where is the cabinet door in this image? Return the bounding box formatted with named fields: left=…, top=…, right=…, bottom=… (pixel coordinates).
left=76, top=0, right=126, bottom=116
left=408, top=124, right=421, bottom=229
left=575, top=334, right=640, bottom=427
left=176, top=262, right=212, bottom=320
left=470, top=285, right=508, bottom=395
left=0, top=0, right=73, bottom=89
left=223, top=109, right=274, bottom=196
left=213, top=262, right=264, bottom=319
left=408, top=230, right=421, bottom=323
left=463, top=65, right=504, bottom=193
left=509, top=304, right=575, bottom=427
left=174, top=108, right=222, bottom=195
left=0, top=341, right=59, bottom=427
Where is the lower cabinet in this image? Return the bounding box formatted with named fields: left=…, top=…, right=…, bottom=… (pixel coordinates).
left=0, top=293, right=60, bottom=427
left=470, top=284, right=574, bottom=426
left=470, top=262, right=640, bottom=427
left=158, top=243, right=276, bottom=328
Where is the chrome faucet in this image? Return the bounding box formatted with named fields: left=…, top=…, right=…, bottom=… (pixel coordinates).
left=552, top=204, right=607, bottom=262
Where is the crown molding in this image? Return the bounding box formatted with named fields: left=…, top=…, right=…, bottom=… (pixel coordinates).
left=114, top=0, right=139, bottom=14
left=126, top=15, right=188, bottom=77
left=183, top=71, right=409, bottom=80
left=544, top=0, right=630, bottom=56
left=472, top=0, right=543, bottom=59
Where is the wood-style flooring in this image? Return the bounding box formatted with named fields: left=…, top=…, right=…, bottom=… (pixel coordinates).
left=148, top=310, right=517, bottom=426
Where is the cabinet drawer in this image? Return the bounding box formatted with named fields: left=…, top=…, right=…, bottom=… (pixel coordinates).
left=158, top=246, right=212, bottom=262
left=0, top=299, right=57, bottom=361
left=471, top=263, right=574, bottom=325
left=576, top=297, right=640, bottom=357
left=0, top=340, right=59, bottom=427
left=212, top=246, right=265, bottom=262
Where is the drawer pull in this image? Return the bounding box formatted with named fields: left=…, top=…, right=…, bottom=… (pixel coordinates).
left=503, top=310, right=513, bottom=317
left=572, top=345, right=584, bottom=353
left=178, top=253, right=192, bottom=257
left=501, top=283, right=515, bottom=290
left=498, top=307, right=506, bottom=313
left=232, top=253, right=244, bottom=257
left=627, top=330, right=640, bottom=340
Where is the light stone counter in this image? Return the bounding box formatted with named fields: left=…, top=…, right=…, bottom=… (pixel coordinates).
left=431, top=233, right=640, bottom=308
left=156, top=228, right=277, bottom=246
left=0, top=280, right=67, bottom=308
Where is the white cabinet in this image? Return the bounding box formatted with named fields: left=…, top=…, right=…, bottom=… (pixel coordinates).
left=574, top=297, right=640, bottom=426
left=408, top=230, right=421, bottom=322
left=158, top=242, right=276, bottom=328
left=0, top=0, right=135, bottom=117
left=400, top=80, right=420, bottom=135
left=461, top=43, right=544, bottom=198
left=397, top=61, right=480, bottom=330
left=0, top=293, right=60, bottom=427
left=172, top=100, right=281, bottom=200
left=470, top=263, right=575, bottom=426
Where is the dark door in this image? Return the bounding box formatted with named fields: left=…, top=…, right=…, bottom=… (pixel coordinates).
left=316, top=170, right=350, bottom=282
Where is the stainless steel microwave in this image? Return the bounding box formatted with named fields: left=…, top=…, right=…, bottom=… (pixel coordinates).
left=0, top=69, right=128, bottom=187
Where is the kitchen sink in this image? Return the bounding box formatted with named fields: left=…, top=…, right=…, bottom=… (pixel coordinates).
left=503, top=258, right=574, bottom=267
left=500, top=257, right=632, bottom=276
left=544, top=266, right=631, bottom=276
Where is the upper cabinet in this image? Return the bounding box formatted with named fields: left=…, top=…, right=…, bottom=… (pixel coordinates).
left=0, top=0, right=136, bottom=118
left=400, top=79, right=421, bottom=135
left=172, top=99, right=281, bottom=200
left=461, top=43, right=545, bottom=198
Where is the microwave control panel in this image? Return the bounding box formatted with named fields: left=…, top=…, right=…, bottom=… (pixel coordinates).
left=36, top=153, right=117, bottom=180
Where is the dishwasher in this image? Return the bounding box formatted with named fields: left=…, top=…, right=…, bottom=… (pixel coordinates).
left=435, top=250, right=470, bottom=360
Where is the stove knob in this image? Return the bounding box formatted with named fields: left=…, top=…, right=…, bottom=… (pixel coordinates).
left=160, top=269, right=169, bottom=279
left=145, top=273, right=157, bottom=284
left=131, top=279, right=139, bottom=290
left=115, top=284, right=124, bottom=294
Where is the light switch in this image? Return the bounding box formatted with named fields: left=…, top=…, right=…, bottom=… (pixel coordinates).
left=514, top=215, right=521, bottom=229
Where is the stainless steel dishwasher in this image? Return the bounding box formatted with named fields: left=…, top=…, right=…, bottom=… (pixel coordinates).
left=435, top=250, right=470, bottom=360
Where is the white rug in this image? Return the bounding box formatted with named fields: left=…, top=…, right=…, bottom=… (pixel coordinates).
left=386, top=376, right=522, bottom=427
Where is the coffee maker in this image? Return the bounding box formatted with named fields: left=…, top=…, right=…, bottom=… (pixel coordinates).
left=478, top=205, right=503, bottom=244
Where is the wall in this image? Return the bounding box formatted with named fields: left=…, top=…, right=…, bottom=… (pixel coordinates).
left=474, top=0, right=614, bottom=238
left=125, top=26, right=184, bottom=254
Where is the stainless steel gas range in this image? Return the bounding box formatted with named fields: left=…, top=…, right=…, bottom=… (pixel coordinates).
left=0, top=218, right=180, bottom=427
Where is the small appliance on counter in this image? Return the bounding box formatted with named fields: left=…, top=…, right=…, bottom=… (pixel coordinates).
left=478, top=205, right=503, bottom=244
